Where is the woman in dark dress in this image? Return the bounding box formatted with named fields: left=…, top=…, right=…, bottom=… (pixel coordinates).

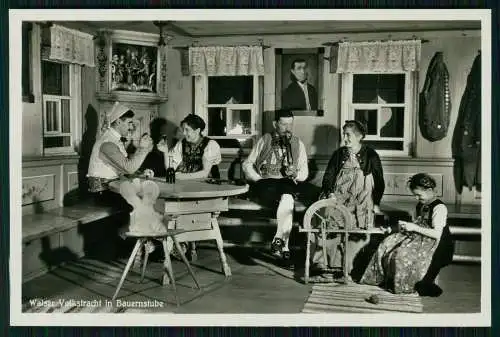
left=309, top=120, right=385, bottom=280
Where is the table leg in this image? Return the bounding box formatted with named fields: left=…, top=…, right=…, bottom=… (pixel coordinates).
left=133, top=243, right=143, bottom=270
left=140, top=248, right=150, bottom=283
left=164, top=217, right=176, bottom=254
left=211, top=211, right=231, bottom=277
left=161, top=238, right=174, bottom=286
left=112, top=239, right=143, bottom=301
left=172, top=236, right=201, bottom=290
left=343, top=230, right=349, bottom=284
left=305, top=232, right=312, bottom=284
left=190, top=242, right=198, bottom=262
left=321, top=222, right=328, bottom=272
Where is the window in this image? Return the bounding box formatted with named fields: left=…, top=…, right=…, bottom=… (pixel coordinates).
left=41, top=60, right=81, bottom=155
left=195, top=75, right=263, bottom=152
left=22, top=22, right=34, bottom=103
left=341, top=72, right=416, bottom=156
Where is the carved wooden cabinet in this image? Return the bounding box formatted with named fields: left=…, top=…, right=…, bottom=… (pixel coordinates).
left=94, top=29, right=169, bottom=141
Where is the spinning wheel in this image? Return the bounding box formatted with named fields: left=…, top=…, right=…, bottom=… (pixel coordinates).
left=301, top=199, right=387, bottom=284
left=301, top=198, right=355, bottom=284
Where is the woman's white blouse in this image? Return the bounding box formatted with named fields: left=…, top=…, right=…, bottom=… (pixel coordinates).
left=168, top=139, right=222, bottom=171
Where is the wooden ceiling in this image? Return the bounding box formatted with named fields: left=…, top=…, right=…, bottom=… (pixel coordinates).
left=64, top=20, right=480, bottom=37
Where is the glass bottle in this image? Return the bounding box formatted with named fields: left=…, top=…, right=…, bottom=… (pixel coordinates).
left=166, top=156, right=175, bottom=184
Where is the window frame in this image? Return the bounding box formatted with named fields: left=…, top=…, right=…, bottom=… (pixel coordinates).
left=41, top=60, right=82, bottom=156
left=340, top=71, right=416, bottom=157
left=194, top=74, right=263, bottom=153
left=22, top=22, right=34, bottom=103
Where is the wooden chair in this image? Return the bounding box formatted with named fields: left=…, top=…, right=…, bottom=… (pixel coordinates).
left=112, top=230, right=201, bottom=306
left=113, top=179, right=202, bottom=305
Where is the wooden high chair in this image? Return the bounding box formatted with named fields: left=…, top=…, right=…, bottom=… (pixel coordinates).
left=112, top=179, right=201, bottom=306
left=112, top=229, right=201, bottom=306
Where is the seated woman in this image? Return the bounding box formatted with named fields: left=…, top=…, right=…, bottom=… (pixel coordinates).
left=157, top=114, right=222, bottom=259
left=360, top=173, right=454, bottom=296
left=310, top=120, right=385, bottom=280
left=158, top=114, right=221, bottom=180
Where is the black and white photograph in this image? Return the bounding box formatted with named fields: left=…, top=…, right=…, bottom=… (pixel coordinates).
left=10, top=10, right=491, bottom=327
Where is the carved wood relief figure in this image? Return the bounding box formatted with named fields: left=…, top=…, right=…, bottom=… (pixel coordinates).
left=111, top=43, right=158, bottom=93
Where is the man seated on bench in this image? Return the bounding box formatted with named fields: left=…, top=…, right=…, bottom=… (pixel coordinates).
left=87, top=101, right=154, bottom=209
left=243, top=110, right=309, bottom=262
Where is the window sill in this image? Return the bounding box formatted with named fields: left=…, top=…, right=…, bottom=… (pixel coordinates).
left=22, top=94, right=35, bottom=103
left=22, top=154, right=80, bottom=167
left=96, top=91, right=167, bottom=104
left=221, top=148, right=251, bottom=157
left=379, top=156, right=454, bottom=164
left=307, top=154, right=454, bottom=166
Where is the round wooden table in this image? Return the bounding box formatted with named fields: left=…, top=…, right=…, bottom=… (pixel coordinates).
left=109, top=177, right=249, bottom=279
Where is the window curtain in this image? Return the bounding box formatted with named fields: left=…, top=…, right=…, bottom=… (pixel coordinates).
left=42, top=24, right=95, bottom=67
left=330, top=40, right=421, bottom=73
left=188, top=45, right=265, bottom=76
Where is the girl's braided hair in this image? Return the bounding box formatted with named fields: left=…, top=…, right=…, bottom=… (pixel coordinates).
left=407, top=173, right=437, bottom=190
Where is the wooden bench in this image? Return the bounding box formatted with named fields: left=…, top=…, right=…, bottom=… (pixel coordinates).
left=215, top=197, right=308, bottom=229
left=224, top=198, right=481, bottom=232
left=219, top=197, right=481, bottom=263
left=226, top=197, right=308, bottom=213
left=382, top=201, right=481, bottom=221
left=22, top=200, right=127, bottom=283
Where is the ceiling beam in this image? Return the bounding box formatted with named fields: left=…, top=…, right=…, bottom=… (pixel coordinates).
left=164, top=21, right=193, bottom=37
left=187, top=26, right=481, bottom=38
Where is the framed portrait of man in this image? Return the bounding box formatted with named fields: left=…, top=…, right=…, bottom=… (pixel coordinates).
left=275, top=48, right=324, bottom=116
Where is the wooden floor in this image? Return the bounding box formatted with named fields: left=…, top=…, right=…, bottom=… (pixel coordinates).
left=22, top=246, right=481, bottom=314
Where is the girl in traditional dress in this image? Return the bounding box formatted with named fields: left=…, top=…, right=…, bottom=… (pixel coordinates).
left=360, top=173, right=454, bottom=296
left=157, top=114, right=222, bottom=259
left=158, top=114, right=221, bottom=180
left=309, top=120, right=385, bottom=280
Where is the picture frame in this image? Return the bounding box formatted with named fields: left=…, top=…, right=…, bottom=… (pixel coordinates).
left=110, top=41, right=158, bottom=94
left=275, top=47, right=324, bottom=117
left=95, top=29, right=168, bottom=102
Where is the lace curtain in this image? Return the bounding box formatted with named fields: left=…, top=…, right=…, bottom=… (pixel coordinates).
left=330, top=40, right=421, bottom=73
left=188, top=45, right=265, bottom=76
left=42, top=24, right=95, bottom=67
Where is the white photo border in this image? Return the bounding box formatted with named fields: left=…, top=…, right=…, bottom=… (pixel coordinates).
left=9, top=8, right=492, bottom=327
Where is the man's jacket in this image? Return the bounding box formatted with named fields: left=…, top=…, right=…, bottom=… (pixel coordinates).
left=419, top=52, right=452, bottom=142
left=452, top=53, right=481, bottom=192
left=282, top=81, right=318, bottom=111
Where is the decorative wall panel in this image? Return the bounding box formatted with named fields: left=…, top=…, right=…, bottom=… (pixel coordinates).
left=380, top=173, right=443, bottom=196
left=22, top=174, right=56, bottom=206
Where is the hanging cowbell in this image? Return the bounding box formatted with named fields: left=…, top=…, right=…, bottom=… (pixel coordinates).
left=419, top=52, right=452, bottom=142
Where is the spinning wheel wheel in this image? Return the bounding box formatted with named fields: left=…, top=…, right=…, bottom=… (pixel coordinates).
left=304, top=199, right=355, bottom=230
left=301, top=199, right=387, bottom=284
left=301, top=198, right=354, bottom=284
